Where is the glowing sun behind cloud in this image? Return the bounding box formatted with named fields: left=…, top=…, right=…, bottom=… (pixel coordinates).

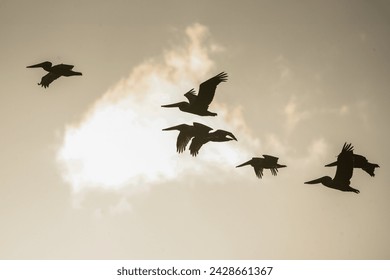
left=56, top=23, right=255, bottom=194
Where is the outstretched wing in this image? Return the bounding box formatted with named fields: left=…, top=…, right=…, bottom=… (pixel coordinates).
left=176, top=130, right=193, bottom=153
left=195, top=72, right=228, bottom=109
left=253, top=166, right=264, bottom=178
left=189, top=137, right=207, bottom=157
left=353, top=154, right=379, bottom=177
left=184, top=88, right=197, bottom=104
left=333, top=143, right=354, bottom=185
left=192, top=122, right=213, bottom=134
left=263, top=155, right=279, bottom=165
left=38, top=72, right=61, bottom=88
left=270, top=168, right=279, bottom=176
left=53, top=64, right=74, bottom=70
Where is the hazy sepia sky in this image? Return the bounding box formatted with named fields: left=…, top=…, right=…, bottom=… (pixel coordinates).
left=0, top=0, right=389, bottom=259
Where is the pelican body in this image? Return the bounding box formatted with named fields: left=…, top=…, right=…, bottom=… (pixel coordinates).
left=305, top=143, right=360, bottom=194
left=162, top=122, right=213, bottom=153
left=161, top=72, right=228, bottom=116
left=236, top=155, right=286, bottom=179
left=325, top=154, right=379, bottom=177
left=27, top=61, right=82, bottom=88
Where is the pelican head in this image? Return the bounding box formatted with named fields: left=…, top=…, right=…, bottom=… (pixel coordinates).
left=26, top=61, right=52, bottom=71
left=213, top=130, right=238, bottom=142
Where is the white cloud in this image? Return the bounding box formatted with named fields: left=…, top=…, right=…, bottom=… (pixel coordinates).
left=283, top=97, right=310, bottom=133
left=56, top=23, right=256, bottom=195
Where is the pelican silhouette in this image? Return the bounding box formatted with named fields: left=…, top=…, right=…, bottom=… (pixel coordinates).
left=236, top=155, right=286, bottom=179
left=162, top=122, right=213, bottom=153
left=325, top=154, right=379, bottom=177
left=27, top=61, right=82, bottom=88
left=305, top=143, right=360, bottom=194
left=161, top=72, right=228, bottom=116
left=189, top=128, right=237, bottom=156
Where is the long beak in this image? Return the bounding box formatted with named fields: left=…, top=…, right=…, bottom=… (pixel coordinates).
left=236, top=159, right=252, bottom=168
left=26, top=62, right=45, bottom=68
left=324, top=161, right=337, bottom=167
left=162, top=125, right=181, bottom=131
left=161, top=102, right=181, bottom=108
left=304, top=177, right=323, bottom=184
left=277, top=164, right=287, bottom=168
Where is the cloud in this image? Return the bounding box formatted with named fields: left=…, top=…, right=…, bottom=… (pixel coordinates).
left=56, top=23, right=256, bottom=195
left=283, top=97, right=310, bottom=133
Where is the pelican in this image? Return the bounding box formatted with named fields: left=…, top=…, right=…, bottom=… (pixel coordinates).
left=162, top=122, right=213, bottom=153
left=236, top=155, right=286, bottom=179
left=325, top=154, right=379, bottom=177
left=305, top=143, right=360, bottom=194
left=27, top=61, right=82, bottom=88
left=161, top=72, right=228, bottom=116
left=189, top=128, right=237, bottom=156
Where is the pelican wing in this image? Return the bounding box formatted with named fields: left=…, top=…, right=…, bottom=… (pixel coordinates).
left=195, top=72, right=228, bottom=109
left=353, top=154, right=368, bottom=167
left=354, top=154, right=379, bottom=177
left=39, top=72, right=61, bottom=88
left=176, top=130, right=193, bottom=153
left=192, top=122, right=213, bottom=134
left=254, top=166, right=264, bottom=178
left=189, top=137, right=207, bottom=157
left=263, top=155, right=279, bottom=165
left=270, top=168, right=279, bottom=176
left=333, top=143, right=354, bottom=185
left=53, top=64, right=74, bottom=70
left=184, top=88, right=197, bottom=104
left=163, top=124, right=192, bottom=153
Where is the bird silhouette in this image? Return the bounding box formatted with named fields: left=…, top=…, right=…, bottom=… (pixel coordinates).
left=305, top=143, right=360, bottom=194
left=236, top=155, right=286, bottom=179
left=325, top=153, right=379, bottom=177
left=162, top=122, right=213, bottom=153
left=161, top=72, right=228, bottom=116
left=189, top=128, right=237, bottom=156
left=27, top=61, right=82, bottom=88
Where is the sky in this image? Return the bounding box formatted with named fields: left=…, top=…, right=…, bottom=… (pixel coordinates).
left=0, top=0, right=389, bottom=259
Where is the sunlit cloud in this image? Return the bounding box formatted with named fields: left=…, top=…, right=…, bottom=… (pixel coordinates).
left=56, top=23, right=257, bottom=195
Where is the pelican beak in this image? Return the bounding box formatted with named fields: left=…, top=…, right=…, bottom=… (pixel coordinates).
left=161, top=102, right=181, bottom=108
left=304, top=178, right=323, bottom=184
left=324, top=161, right=337, bottom=167
left=229, top=132, right=238, bottom=141
left=26, top=62, right=46, bottom=68
left=236, top=159, right=251, bottom=168
left=162, top=125, right=180, bottom=131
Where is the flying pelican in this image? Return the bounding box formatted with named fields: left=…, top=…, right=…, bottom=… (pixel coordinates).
left=162, top=122, right=213, bottom=153
left=236, top=155, right=287, bottom=179
left=27, top=61, right=82, bottom=88
left=161, top=72, right=228, bottom=116
left=305, top=143, right=360, bottom=194
left=189, top=128, right=237, bottom=156
left=325, top=153, right=379, bottom=177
